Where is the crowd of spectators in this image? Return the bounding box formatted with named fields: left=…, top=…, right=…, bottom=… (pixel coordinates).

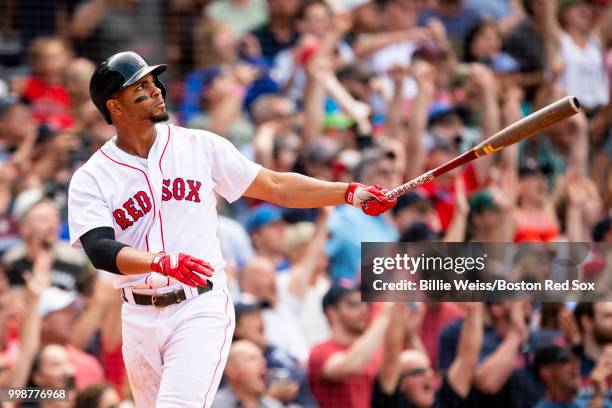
left=1, top=0, right=611, bottom=407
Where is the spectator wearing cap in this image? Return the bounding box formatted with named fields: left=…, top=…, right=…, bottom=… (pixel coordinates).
left=38, top=287, right=104, bottom=390
left=246, top=204, right=288, bottom=270
left=467, top=187, right=516, bottom=242
left=2, top=195, right=92, bottom=293
left=513, top=159, right=560, bottom=242
left=240, top=257, right=309, bottom=363
left=307, top=285, right=395, bottom=408
left=214, top=340, right=284, bottom=408
left=233, top=295, right=317, bottom=407
left=532, top=343, right=612, bottom=408
left=326, top=149, right=399, bottom=283
left=373, top=303, right=483, bottom=408
left=533, top=344, right=582, bottom=408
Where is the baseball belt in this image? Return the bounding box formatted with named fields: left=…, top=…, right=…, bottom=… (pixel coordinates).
left=122, top=282, right=213, bottom=308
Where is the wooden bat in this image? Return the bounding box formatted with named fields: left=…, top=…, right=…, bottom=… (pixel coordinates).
left=386, top=96, right=581, bottom=200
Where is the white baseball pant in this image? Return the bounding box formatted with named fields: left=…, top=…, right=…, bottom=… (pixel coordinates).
left=121, top=286, right=235, bottom=408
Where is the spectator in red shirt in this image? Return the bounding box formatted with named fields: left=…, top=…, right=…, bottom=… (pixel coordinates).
left=17, top=37, right=74, bottom=131
left=307, top=285, right=394, bottom=408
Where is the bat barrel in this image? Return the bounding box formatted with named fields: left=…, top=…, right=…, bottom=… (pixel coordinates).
left=473, top=95, right=581, bottom=158
left=385, top=96, right=581, bottom=200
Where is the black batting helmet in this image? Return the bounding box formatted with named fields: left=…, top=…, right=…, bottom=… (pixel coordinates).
left=89, top=51, right=167, bottom=124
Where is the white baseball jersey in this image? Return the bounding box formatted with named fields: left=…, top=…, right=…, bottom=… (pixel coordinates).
left=68, top=123, right=261, bottom=289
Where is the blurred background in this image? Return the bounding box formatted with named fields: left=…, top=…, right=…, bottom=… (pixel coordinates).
left=0, top=0, right=611, bottom=407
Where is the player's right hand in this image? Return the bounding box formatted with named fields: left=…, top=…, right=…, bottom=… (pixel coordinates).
left=151, top=252, right=213, bottom=287
left=345, top=182, right=397, bottom=216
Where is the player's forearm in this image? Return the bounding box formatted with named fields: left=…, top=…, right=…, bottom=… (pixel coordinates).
left=116, top=246, right=157, bottom=275
left=248, top=169, right=348, bottom=208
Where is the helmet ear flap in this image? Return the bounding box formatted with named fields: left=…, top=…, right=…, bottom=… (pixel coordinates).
left=155, top=77, right=166, bottom=100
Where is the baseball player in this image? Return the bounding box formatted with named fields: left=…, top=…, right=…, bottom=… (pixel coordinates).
left=67, top=51, right=397, bottom=408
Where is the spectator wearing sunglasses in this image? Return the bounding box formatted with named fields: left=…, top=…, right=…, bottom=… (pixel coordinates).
left=372, top=302, right=483, bottom=408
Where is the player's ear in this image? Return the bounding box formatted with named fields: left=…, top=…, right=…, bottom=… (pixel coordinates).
left=106, top=98, right=122, bottom=119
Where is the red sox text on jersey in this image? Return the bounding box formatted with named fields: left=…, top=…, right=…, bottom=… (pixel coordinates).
left=113, top=178, right=202, bottom=230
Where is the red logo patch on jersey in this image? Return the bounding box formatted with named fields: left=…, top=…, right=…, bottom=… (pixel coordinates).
left=113, top=191, right=153, bottom=230
left=161, top=178, right=202, bottom=203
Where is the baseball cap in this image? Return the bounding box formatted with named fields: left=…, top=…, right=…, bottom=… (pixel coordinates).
left=533, top=344, right=573, bottom=371
left=400, top=222, right=439, bottom=242
left=322, top=284, right=359, bottom=312
left=38, top=287, right=78, bottom=318
left=469, top=190, right=497, bottom=214
left=234, top=293, right=269, bottom=321
left=12, top=188, right=45, bottom=221
left=392, top=190, right=429, bottom=215
left=518, top=157, right=554, bottom=178
left=246, top=204, right=283, bottom=233
left=284, top=222, right=315, bottom=253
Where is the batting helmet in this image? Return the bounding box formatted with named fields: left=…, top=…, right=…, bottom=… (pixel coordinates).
left=89, top=51, right=167, bottom=124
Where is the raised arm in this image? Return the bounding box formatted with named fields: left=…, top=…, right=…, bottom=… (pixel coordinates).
left=6, top=250, right=52, bottom=387
left=446, top=303, right=484, bottom=398
left=70, top=0, right=108, bottom=39
left=378, top=303, right=409, bottom=392
left=469, top=64, right=500, bottom=185
left=322, top=303, right=394, bottom=381
left=542, top=0, right=562, bottom=71
left=474, top=302, right=527, bottom=394
left=286, top=208, right=331, bottom=299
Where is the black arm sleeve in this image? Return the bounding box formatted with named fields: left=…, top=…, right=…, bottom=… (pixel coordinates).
left=79, top=227, right=129, bottom=275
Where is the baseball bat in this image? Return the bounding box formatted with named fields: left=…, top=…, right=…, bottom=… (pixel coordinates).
left=386, top=95, right=581, bottom=200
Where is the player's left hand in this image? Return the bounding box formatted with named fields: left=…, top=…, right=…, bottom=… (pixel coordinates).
left=151, top=252, right=213, bottom=287
left=345, top=182, right=397, bottom=216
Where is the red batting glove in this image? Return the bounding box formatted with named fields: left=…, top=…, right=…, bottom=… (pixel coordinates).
left=151, top=252, right=213, bottom=287
left=345, top=182, right=397, bottom=216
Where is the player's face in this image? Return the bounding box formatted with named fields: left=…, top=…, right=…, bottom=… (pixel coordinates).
left=112, top=74, right=168, bottom=124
